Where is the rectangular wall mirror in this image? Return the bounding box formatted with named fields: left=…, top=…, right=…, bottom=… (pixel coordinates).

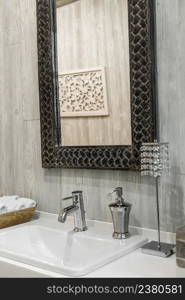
left=37, top=0, right=157, bottom=170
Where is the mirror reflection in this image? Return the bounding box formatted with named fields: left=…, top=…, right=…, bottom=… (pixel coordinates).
left=56, top=0, right=132, bottom=146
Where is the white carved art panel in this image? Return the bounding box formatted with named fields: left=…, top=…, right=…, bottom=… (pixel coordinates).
left=58, top=67, right=109, bottom=117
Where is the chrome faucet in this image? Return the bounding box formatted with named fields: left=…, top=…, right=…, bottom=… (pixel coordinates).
left=58, top=191, right=88, bottom=232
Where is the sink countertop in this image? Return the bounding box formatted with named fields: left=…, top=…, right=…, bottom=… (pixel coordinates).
left=0, top=211, right=184, bottom=278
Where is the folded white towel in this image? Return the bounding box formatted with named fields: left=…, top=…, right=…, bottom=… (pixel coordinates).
left=0, top=198, right=7, bottom=214
left=0, top=198, right=18, bottom=214
left=2, top=199, right=17, bottom=212
left=0, top=204, right=7, bottom=214
left=0, top=197, right=36, bottom=214
left=15, top=198, right=36, bottom=211
left=2, top=195, right=19, bottom=201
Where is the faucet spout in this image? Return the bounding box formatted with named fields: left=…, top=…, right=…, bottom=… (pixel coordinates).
left=58, top=205, right=79, bottom=223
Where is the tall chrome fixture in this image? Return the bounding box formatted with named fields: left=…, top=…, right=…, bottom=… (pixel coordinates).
left=140, top=141, right=175, bottom=257
left=58, top=191, right=88, bottom=232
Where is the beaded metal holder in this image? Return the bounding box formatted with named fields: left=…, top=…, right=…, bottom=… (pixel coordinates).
left=140, top=142, right=175, bottom=258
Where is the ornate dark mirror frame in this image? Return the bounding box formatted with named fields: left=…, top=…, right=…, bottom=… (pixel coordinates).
left=37, top=0, right=157, bottom=170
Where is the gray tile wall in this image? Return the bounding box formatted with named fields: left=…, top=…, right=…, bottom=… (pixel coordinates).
left=0, top=0, right=185, bottom=232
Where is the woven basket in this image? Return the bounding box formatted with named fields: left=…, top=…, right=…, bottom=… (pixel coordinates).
left=0, top=206, right=36, bottom=229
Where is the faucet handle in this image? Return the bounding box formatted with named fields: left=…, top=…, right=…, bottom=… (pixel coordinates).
left=60, top=196, right=73, bottom=211
left=62, top=196, right=74, bottom=201
left=61, top=191, right=83, bottom=206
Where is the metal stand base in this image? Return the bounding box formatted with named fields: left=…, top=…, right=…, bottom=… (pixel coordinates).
left=142, top=241, right=176, bottom=257
left=113, top=232, right=130, bottom=239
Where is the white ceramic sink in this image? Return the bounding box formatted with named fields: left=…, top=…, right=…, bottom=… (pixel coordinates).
left=0, top=224, right=147, bottom=276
